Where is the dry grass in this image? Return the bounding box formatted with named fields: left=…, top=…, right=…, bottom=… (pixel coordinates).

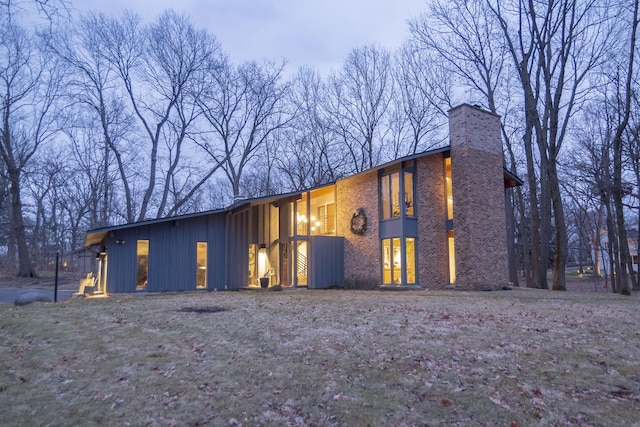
left=1, top=288, right=639, bottom=426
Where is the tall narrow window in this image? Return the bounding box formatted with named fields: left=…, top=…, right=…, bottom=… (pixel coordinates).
left=382, top=239, right=392, bottom=284
left=404, top=171, right=414, bottom=217
left=326, top=203, right=336, bottom=234
left=196, top=242, right=207, bottom=289
left=136, top=240, right=149, bottom=290
left=382, top=175, right=391, bottom=219
left=296, top=241, right=308, bottom=285
left=445, top=157, right=453, bottom=220
left=296, top=194, right=308, bottom=236
left=391, top=172, right=400, bottom=217
left=448, top=230, right=456, bottom=284
left=406, top=238, right=416, bottom=284
left=248, top=244, right=257, bottom=286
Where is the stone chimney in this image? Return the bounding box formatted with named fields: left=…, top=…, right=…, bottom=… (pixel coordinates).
left=448, top=104, right=509, bottom=290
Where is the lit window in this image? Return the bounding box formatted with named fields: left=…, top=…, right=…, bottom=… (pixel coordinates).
left=381, top=169, right=414, bottom=219
left=196, top=242, right=207, bottom=289
left=382, top=237, right=417, bottom=285
left=445, top=157, right=453, bottom=220
left=406, top=238, right=416, bottom=284
left=136, top=240, right=148, bottom=290
left=310, top=186, right=336, bottom=235
left=296, top=194, right=308, bottom=236
left=296, top=241, right=307, bottom=285
left=404, top=171, right=414, bottom=217
left=391, top=173, right=400, bottom=217
left=448, top=230, right=456, bottom=284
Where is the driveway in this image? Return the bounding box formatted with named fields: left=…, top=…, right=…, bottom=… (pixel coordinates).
left=0, top=288, right=75, bottom=303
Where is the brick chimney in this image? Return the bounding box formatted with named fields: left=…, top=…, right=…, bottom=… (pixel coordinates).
left=448, top=104, right=509, bottom=290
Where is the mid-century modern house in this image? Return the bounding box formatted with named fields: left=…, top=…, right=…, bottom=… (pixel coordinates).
left=83, top=104, right=521, bottom=294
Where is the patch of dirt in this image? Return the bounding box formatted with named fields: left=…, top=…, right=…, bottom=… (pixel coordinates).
left=176, top=306, right=229, bottom=314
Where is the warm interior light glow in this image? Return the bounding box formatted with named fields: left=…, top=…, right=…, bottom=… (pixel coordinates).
left=258, top=246, right=270, bottom=280
left=448, top=230, right=456, bottom=284
left=445, top=157, right=453, bottom=220
left=196, top=242, right=207, bottom=289
left=136, top=240, right=149, bottom=290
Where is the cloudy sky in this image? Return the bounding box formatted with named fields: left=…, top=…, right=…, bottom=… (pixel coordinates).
left=76, top=0, right=427, bottom=76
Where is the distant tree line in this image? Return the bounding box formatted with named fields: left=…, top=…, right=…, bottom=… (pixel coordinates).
left=1, top=0, right=638, bottom=295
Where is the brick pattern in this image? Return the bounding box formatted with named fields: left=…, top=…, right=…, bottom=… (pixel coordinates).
left=416, top=155, right=449, bottom=289
left=449, top=104, right=509, bottom=289
left=336, top=170, right=380, bottom=287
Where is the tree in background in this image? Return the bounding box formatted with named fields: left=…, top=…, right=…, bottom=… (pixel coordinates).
left=0, top=2, right=65, bottom=276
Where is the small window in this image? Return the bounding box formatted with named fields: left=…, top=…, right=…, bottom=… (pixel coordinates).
left=196, top=242, right=207, bottom=289
left=136, top=240, right=149, bottom=290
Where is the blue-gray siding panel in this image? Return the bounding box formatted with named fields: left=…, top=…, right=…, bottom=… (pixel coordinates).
left=104, top=213, right=227, bottom=293
left=106, top=226, right=150, bottom=293
left=309, top=236, right=344, bottom=289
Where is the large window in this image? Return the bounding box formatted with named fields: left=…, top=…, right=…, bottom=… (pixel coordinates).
left=380, top=168, right=415, bottom=219
left=196, top=242, right=207, bottom=289
left=136, top=240, right=149, bottom=290
left=310, top=186, right=336, bottom=235
left=382, top=237, right=417, bottom=285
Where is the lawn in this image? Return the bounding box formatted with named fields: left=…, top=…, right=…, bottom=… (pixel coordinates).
left=1, top=288, right=639, bottom=426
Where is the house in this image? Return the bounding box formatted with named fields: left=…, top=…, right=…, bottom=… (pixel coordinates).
left=595, top=229, right=639, bottom=276
left=83, top=104, right=522, bottom=294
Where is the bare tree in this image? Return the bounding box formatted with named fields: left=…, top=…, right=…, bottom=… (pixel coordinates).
left=0, top=4, right=64, bottom=276
left=276, top=67, right=343, bottom=191
left=50, top=13, right=137, bottom=225
left=409, top=0, right=531, bottom=287
left=94, top=10, right=223, bottom=220
left=608, top=0, right=639, bottom=295
left=197, top=58, right=291, bottom=198
left=487, top=0, right=614, bottom=291
left=389, top=42, right=450, bottom=158
left=327, top=45, right=392, bottom=173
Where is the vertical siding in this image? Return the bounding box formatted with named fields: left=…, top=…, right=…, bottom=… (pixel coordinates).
left=207, top=214, right=227, bottom=290
left=227, top=210, right=249, bottom=289
left=103, top=212, right=227, bottom=293
left=106, top=226, right=150, bottom=293
left=309, top=236, right=344, bottom=289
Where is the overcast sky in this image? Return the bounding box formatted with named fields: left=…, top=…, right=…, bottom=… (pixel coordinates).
left=75, top=0, right=427, bottom=76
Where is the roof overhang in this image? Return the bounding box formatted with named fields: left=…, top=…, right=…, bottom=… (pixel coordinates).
left=84, top=231, right=108, bottom=249
left=504, top=168, right=524, bottom=188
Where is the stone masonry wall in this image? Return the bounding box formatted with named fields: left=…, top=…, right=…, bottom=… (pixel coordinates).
left=416, top=155, right=449, bottom=289
left=449, top=104, right=509, bottom=289
left=336, top=170, right=380, bottom=288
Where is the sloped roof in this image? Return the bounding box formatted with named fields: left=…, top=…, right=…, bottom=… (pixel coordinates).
left=84, top=145, right=522, bottom=248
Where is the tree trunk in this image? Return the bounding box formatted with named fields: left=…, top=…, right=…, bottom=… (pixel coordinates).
left=8, top=168, right=36, bottom=277
left=549, top=161, right=567, bottom=291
